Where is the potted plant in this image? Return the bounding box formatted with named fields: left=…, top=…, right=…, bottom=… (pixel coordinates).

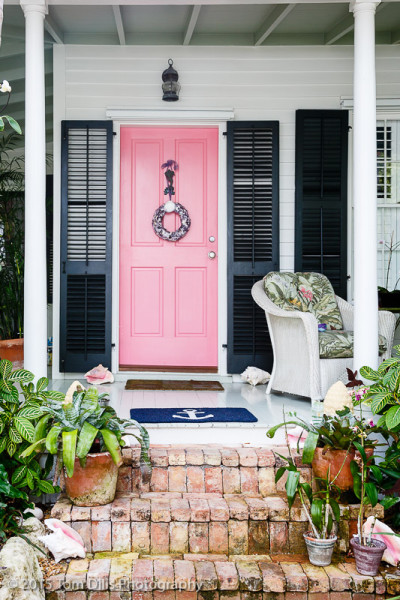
left=267, top=396, right=380, bottom=492
left=378, top=233, right=400, bottom=308
left=348, top=437, right=387, bottom=575
left=0, top=82, right=24, bottom=366
left=274, top=421, right=340, bottom=566
left=22, top=385, right=150, bottom=506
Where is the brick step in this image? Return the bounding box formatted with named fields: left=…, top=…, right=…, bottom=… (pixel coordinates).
left=45, top=553, right=400, bottom=600
left=51, top=493, right=384, bottom=556
left=118, top=446, right=310, bottom=497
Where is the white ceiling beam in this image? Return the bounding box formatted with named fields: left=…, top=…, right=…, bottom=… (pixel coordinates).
left=255, top=4, right=296, bottom=46
left=112, top=5, right=125, bottom=45
left=44, top=13, right=64, bottom=44
left=325, top=14, right=353, bottom=45
left=325, top=2, right=387, bottom=45
left=183, top=4, right=201, bottom=45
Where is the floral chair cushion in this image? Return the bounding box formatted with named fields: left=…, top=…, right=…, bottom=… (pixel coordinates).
left=319, top=330, right=387, bottom=359
left=263, top=271, right=343, bottom=331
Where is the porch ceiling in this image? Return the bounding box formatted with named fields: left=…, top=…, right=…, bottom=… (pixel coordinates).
left=1, top=0, right=400, bottom=146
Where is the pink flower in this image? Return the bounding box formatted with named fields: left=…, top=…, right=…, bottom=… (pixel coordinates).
left=369, top=419, right=374, bottom=427
left=299, top=286, right=313, bottom=301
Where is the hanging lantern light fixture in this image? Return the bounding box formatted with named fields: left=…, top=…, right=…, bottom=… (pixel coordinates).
left=162, top=59, right=180, bottom=102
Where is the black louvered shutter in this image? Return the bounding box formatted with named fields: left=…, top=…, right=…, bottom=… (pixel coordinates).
left=60, top=121, right=113, bottom=372
left=295, top=110, right=348, bottom=298
left=227, top=122, right=279, bottom=373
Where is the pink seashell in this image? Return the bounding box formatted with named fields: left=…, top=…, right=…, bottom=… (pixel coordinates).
left=287, top=426, right=308, bottom=449
left=45, top=518, right=85, bottom=547
left=363, top=516, right=400, bottom=566
left=84, top=364, right=114, bottom=385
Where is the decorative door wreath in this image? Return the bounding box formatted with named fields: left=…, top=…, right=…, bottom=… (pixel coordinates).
left=152, top=160, right=191, bottom=242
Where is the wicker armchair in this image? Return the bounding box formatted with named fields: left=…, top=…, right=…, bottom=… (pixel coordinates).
left=251, top=278, right=396, bottom=401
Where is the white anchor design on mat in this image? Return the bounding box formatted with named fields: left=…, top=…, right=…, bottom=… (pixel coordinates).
left=172, top=409, right=214, bottom=420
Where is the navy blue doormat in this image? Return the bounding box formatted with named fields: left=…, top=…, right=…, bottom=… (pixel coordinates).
left=130, top=407, right=258, bottom=423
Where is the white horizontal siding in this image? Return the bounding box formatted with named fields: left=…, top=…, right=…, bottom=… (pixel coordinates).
left=57, top=43, right=400, bottom=271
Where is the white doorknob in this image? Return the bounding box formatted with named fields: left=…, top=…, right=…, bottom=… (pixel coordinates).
left=208, top=251, right=216, bottom=259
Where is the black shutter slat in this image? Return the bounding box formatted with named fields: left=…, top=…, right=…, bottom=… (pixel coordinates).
left=295, top=110, right=348, bottom=299
left=60, top=121, right=113, bottom=373
left=227, top=121, right=279, bottom=374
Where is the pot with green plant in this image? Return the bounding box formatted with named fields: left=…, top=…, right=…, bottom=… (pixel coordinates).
left=21, top=385, right=150, bottom=506
left=273, top=424, right=340, bottom=566
left=0, top=83, right=24, bottom=365
left=348, top=439, right=387, bottom=575
left=267, top=391, right=380, bottom=492
left=378, top=232, right=400, bottom=308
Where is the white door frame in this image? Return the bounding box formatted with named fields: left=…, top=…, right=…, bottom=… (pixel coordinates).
left=108, top=108, right=235, bottom=378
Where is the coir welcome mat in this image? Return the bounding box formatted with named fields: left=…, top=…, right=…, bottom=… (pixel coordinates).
left=130, top=407, right=257, bottom=423
left=125, top=379, right=224, bottom=392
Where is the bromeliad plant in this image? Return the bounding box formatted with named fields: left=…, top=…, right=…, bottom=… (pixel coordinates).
left=21, top=385, right=150, bottom=481
left=0, top=360, right=62, bottom=496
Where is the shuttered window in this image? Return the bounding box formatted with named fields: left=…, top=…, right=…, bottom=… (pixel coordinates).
left=295, top=110, right=348, bottom=299
left=227, top=122, right=279, bottom=374
left=60, top=121, right=113, bottom=373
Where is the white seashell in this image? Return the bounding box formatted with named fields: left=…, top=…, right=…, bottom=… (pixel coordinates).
left=164, top=200, right=176, bottom=213
left=323, top=380, right=354, bottom=416
left=38, top=528, right=86, bottom=563
left=241, top=366, right=270, bottom=386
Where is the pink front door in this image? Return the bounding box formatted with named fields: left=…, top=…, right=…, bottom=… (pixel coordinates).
left=119, top=127, right=219, bottom=369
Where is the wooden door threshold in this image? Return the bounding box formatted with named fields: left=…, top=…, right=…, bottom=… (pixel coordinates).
left=119, top=365, right=218, bottom=373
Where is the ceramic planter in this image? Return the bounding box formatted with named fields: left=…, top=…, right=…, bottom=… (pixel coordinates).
left=65, top=452, right=118, bottom=506
left=303, top=533, right=337, bottom=566
left=378, top=290, right=400, bottom=309
left=0, top=338, right=23, bottom=368
left=350, top=536, right=386, bottom=576
left=312, top=447, right=374, bottom=491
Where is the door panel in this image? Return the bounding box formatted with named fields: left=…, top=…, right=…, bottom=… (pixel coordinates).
left=120, top=127, right=218, bottom=369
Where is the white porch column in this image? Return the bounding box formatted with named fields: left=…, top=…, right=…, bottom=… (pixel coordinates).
left=351, top=0, right=380, bottom=372
left=21, top=0, right=48, bottom=377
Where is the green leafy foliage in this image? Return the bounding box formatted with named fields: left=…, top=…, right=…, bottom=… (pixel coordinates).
left=361, top=345, right=400, bottom=431
left=0, top=360, right=59, bottom=497
left=0, top=133, right=24, bottom=339
left=274, top=449, right=340, bottom=539
left=22, top=385, right=151, bottom=480
left=267, top=407, right=379, bottom=465
left=0, top=463, right=32, bottom=542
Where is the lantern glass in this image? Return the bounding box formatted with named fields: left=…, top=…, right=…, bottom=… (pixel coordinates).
left=162, top=80, right=180, bottom=102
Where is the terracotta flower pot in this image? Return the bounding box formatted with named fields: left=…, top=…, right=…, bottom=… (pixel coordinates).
left=350, top=536, right=386, bottom=576
left=312, top=447, right=374, bottom=491
left=0, top=338, right=23, bottom=368
left=65, top=452, right=119, bottom=506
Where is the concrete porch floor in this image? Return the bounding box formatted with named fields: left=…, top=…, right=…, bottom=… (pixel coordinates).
left=48, top=379, right=317, bottom=445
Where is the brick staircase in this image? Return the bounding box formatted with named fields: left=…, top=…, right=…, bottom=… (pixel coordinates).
left=46, top=445, right=400, bottom=600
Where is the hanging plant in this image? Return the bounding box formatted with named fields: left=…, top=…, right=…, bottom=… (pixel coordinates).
left=152, top=159, right=191, bottom=242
